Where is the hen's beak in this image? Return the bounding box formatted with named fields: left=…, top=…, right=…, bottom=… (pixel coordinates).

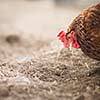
left=69, top=43, right=72, bottom=51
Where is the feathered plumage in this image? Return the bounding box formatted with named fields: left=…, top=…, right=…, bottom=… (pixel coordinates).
left=58, top=2, right=100, bottom=60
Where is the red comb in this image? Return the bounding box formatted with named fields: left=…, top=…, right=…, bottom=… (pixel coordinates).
left=57, top=30, right=80, bottom=48
left=57, top=30, right=69, bottom=48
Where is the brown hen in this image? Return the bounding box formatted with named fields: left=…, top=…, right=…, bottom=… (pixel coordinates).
left=58, top=2, right=100, bottom=60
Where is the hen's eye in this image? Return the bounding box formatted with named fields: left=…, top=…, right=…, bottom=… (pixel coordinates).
left=67, top=36, right=70, bottom=40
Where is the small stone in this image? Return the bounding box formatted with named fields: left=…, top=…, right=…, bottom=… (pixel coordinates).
left=76, top=95, right=85, bottom=100
left=6, top=35, right=20, bottom=44
left=0, top=87, right=9, bottom=97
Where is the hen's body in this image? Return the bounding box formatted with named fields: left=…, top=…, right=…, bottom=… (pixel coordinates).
left=67, top=3, right=100, bottom=60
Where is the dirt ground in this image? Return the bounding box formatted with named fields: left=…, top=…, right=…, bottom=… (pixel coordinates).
left=0, top=1, right=100, bottom=100
left=0, top=32, right=100, bottom=100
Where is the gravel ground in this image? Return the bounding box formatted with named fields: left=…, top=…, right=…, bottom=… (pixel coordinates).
left=0, top=1, right=100, bottom=100
left=0, top=33, right=100, bottom=100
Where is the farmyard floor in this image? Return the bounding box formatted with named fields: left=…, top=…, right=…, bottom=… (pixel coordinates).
left=0, top=33, right=100, bottom=100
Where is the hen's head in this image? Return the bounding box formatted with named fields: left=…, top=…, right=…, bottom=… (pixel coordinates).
left=57, top=30, right=80, bottom=48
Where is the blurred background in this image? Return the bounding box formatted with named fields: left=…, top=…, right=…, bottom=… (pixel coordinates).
left=0, top=0, right=99, bottom=39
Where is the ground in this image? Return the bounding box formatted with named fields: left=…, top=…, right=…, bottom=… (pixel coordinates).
left=0, top=32, right=100, bottom=100
left=0, top=1, right=100, bottom=100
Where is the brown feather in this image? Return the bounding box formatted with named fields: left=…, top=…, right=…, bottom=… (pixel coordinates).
left=67, top=2, right=100, bottom=60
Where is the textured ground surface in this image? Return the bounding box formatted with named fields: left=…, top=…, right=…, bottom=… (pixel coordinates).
left=0, top=33, right=100, bottom=100
left=0, top=1, right=100, bottom=100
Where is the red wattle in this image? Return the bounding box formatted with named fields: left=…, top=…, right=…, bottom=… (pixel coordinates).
left=72, top=42, right=80, bottom=48
left=57, top=30, right=80, bottom=49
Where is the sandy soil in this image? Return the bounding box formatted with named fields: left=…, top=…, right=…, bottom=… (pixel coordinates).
left=0, top=1, right=100, bottom=100
left=0, top=32, right=100, bottom=100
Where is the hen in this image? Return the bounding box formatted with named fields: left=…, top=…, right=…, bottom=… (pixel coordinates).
left=58, top=2, right=100, bottom=60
